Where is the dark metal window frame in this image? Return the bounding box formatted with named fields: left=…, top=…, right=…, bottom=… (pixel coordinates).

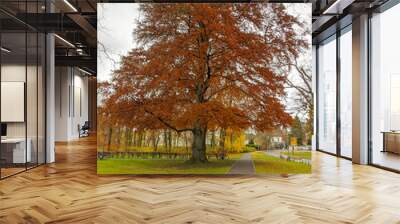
left=315, top=0, right=400, bottom=173
left=367, top=0, right=400, bottom=173
left=315, top=23, right=353, bottom=162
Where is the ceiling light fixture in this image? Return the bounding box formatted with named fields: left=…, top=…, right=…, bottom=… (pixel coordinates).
left=54, top=34, right=75, bottom=48
left=78, top=67, right=92, bottom=76
left=76, top=48, right=85, bottom=55
left=1, top=47, right=11, bottom=53
left=63, top=0, right=78, bottom=12
left=322, top=0, right=355, bottom=15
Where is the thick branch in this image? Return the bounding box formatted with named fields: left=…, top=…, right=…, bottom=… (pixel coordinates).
left=144, top=108, right=192, bottom=133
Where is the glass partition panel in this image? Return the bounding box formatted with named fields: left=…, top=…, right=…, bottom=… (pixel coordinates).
left=27, top=31, right=38, bottom=169
left=38, top=32, right=45, bottom=165
left=1, top=31, right=27, bottom=177
left=371, top=4, right=400, bottom=171
left=0, top=1, right=46, bottom=179
left=340, top=27, right=352, bottom=158
left=317, top=35, right=337, bottom=154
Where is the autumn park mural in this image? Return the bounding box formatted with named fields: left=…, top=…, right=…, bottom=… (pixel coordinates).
left=97, top=3, right=312, bottom=174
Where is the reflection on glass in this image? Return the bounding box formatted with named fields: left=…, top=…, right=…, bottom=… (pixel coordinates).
left=0, top=1, right=46, bottom=179
left=27, top=32, right=38, bottom=169
left=1, top=32, right=27, bottom=177
left=371, top=3, right=400, bottom=171
left=318, top=36, right=337, bottom=154
left=390, top=75, right=400, bottom=130
left=340, top=28, right=352, bottom=158
left=38, top=33, right=46, bottom=165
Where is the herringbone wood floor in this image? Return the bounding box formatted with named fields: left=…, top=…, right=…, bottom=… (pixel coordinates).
left=1, top=136, right=400, bottom=224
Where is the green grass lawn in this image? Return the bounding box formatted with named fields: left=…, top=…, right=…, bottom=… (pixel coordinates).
left=252, top=152, right=311, bottom=174
left=97, top=152, right=311, bottom=175
left=97, top=153, right=243, bottom=174
left=281, top=151, right=312, bottom=160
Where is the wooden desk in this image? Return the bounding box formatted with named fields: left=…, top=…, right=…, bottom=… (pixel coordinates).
left=382, top=131, right=400, bottom=154
left=1, top=138, right=31, bottom=164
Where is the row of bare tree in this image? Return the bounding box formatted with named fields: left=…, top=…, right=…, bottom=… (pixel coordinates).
left=98, top=125, right=247, bottom=154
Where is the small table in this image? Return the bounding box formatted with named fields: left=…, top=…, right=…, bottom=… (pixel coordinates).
left=1, top=138, right=31, bottom=164
left=381, top=131, right=400, bottom=154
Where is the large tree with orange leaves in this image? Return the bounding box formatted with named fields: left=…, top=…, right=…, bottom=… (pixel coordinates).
left=101, top=3, right=308, bottom=162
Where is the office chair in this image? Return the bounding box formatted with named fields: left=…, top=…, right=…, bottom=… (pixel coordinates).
left=79, top=121, right=90, bottom=138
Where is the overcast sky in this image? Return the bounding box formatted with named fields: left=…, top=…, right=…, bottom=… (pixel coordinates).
left=97, top=3, right=311, bottom=83
left=97, top=3, right=140, bottom=82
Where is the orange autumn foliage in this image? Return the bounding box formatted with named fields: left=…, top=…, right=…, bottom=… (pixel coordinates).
left=100, top=3, right=308, bottom=162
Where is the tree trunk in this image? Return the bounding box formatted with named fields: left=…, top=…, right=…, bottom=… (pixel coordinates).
left=124, top=128, right=131, bottom=152
left=168, top=131, right=172, bottom=152
left=137, top=132, right=141, bottom=147
left=210, top=131, right=215, bottom=149
left=230, top=131, right=234, bottom=151
left=163, top=130, right=168, bottom=152
left=128, top=129, right=133, bottom=147
left=107, top=127, right=113, bottom=152
left=132, top=131, right=136, bottom=147
left=146, top=131, right=151, bottom=147
left=115, top=127, right=121, bottom=150
left=184, top=133, right=189, bottom=153
left=155, top=134, right=160, bottom=151
left=152, top=131, right=159, bottom=152
left=191, top=125, right=207, bottom=163
left=219, top=128, right=226, bottom=153
left=143, top=132, right=146, bottom=147
left=175, top=133, right=179, bottom=148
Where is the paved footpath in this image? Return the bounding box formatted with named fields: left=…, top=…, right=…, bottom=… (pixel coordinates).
left=228, top=153, right=255, bottom=174
left=264, top=150, right=281, bottom=158
left=264, top=150, right=311, bottom=165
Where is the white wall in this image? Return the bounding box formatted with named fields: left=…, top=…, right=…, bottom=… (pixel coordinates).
left=55, top=66, right=69, bottom=141
left=55, top=67, right=89, bottom=141
left=72, top=72, right=89, bottom=138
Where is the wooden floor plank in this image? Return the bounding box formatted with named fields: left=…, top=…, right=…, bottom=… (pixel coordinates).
left=0, top=136, right=400, bottom=223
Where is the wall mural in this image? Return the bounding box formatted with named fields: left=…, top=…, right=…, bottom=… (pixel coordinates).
left=97, top=3, right=312, bottom=174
